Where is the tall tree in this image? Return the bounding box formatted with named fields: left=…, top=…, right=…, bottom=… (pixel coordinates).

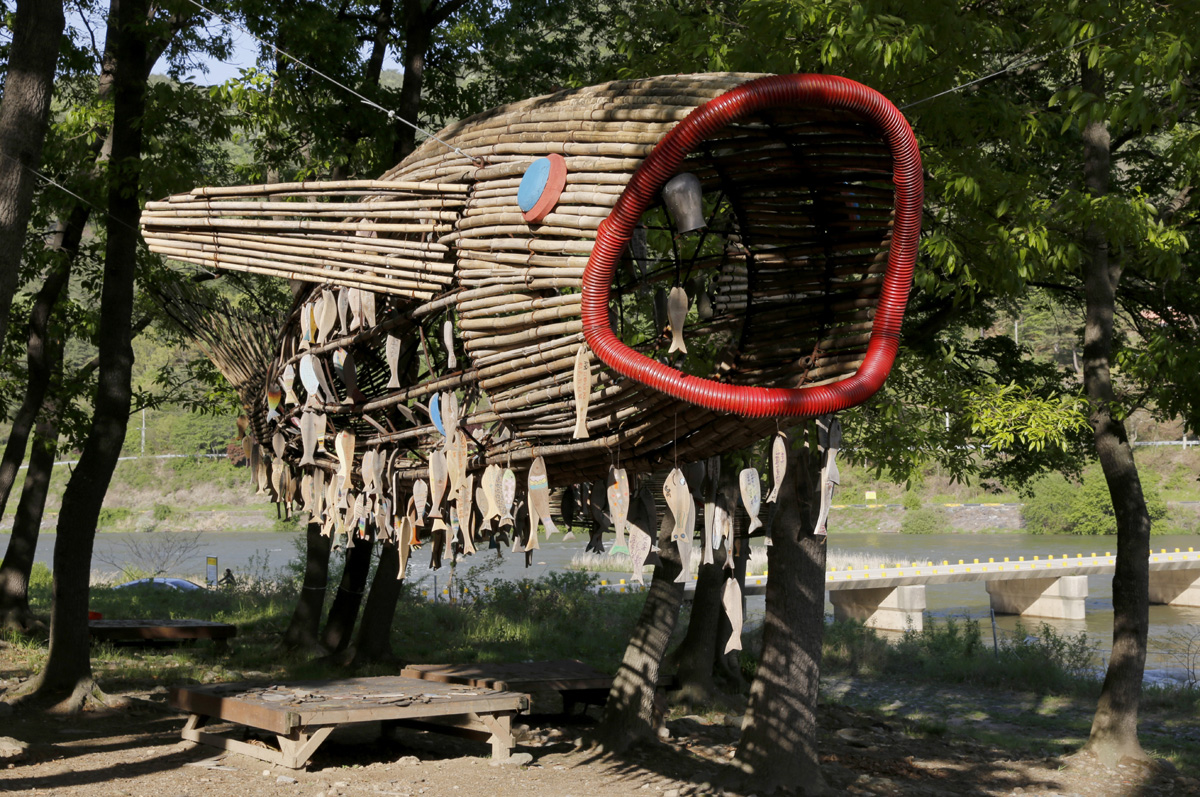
left=0, top=0, right=65, bottom=352
left=20, top=0, right=150, bottom=710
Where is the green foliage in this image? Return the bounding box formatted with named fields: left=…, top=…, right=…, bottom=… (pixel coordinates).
left=28, top=562, right=52, bottom=591
left=900, top=505, right=946, bottom=535
left=823, top=617, right=1096, bottom=695
left=152, top=503, right=176, bottom=522
left=901, top=491, right=922, bottom=511
left=97, top=507, right=133, bottom=528
left=1024, top=465, right=1169, bottom=535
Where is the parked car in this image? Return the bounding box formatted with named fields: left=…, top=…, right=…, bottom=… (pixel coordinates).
left=112, top=577, right=205, bottom=591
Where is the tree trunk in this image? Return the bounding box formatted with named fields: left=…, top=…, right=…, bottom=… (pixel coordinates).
left=330, top=0, right=394, bottom=182
left=19, top=0, right=147, bottom=712
left=595, top=483, right=683, bottom=753
left=282, top=520, right=333, bottom=652
left=0, top=0, right=65, bottom=352
left=0, top=411, right=59, bottom=633
left=0, top=258, right=71, bottom=517
left=392, top=5, right=431, bottom=164
left=352, top=539, right=402, bottom=664
left=1079, top=56, right=1151, bottom=766
left=735, top=425, right=828, bottom=795
left=321, top=537, right=373, bottom=655
left=672, top=539, right=726, bottom=705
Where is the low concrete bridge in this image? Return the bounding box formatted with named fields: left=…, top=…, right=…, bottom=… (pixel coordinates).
left=597, top=547, right=1200, bottom=632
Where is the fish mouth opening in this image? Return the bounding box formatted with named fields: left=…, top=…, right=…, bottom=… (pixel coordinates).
left=582, top=74, right=923, bottom=419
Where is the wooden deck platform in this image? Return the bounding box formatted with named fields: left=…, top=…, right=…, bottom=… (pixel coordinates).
left=402, top=660, right=656, bottom=714
left=89, top=619, right=236, bottom=652
left=169, top=676, right=528, bottom=769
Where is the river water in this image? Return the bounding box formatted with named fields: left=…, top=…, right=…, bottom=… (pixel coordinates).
left=8, top=529, right=1200, bottom=680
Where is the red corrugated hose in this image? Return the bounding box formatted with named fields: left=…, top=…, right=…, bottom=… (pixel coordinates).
left=580, top=74, right=923, bottom=418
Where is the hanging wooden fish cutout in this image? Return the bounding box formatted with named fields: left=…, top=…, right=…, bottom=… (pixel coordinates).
left=667, top=285, right=689, bottom=354
left=413, top=479, right=429, bottom=526
left=628, top=487, right=654, bottom=585
left=481, top=465, right=500, bottom=522
left=428, top=450, right=448, bottom=519
left=269, top=458, right=284, bottom=501
left=740, top=467, right=763, bottom=533
left=361, top=449, right=378, bottom=495
left=361, top=290, right=376, bottom=329
left=397, top=515, right=412, bottom=577
left=429, top=519, right=447, bottom=569
left=332, top=348, right=368, bottom=404
left=299, top=471, right=313, bottom=512
left=299, top=354, right=322, bottom=407
left=572, top=345, right=591, bottom=439
left=449, top=430, right=469, bottom=494
left=335, top=429, right=355, bottom=508
left=430, top=393, right=445, bottom=436
left=500, top=468, right=517, bottom=528
left=299, top=300, right=313, bottom=349
left=606, top=467, right=630, bottom=554
left=722, top=577, right=744, bottom=654
left=459, top=473, right=476, bottom=543
left=281, top=363, right=299, bottom=405
left=337, top=287, right=350, bottom=335
left=527, top=456, right=559, bottom=549
left=815, top=418, right=842, bottom=537
left=444, top=392, right=460, bottom=438
left=347, top=288, right=363, bottom=332
left=766, top=431, right=788, bottom=504
left=271, top=428, right=286, bottom=460
left=560, top=484, right=577, bottom=528
left=407, top=497, right=421, bottom=545
left=386, top=334, right=403, bottom=389
left=266, top=385, right=283, bottom=422
left=443, top=319, right=457, bottom=371
left=316, top=289, right=338, bottom=344
left=676, top=489, right=696, bottom=583
left=662, top=467, right=691, bottom=580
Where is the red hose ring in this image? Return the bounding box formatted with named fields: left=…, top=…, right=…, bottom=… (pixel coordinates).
left=581, top=74, right=923, bottom=418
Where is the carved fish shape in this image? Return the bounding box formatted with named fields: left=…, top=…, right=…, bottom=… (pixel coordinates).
left=722, top=577, right=743, bottom=653
left=335, top=429, right=355, bottom=508
left=413, top=479, right=429, bottom=526
left=299, top=354, right=322, bottom=406
left=266, top=385, right=282, bottom=422
left=316, top=289, right=338, bottom=343
left=527, top=456, right=558, bottom=549
left=572, top=345, right=591, bottom=439
left=481, top=465, right=500, bottom=522
left=606, top=467, right=630, bottom=554
left=397, top=515, right=412, bottom=576
left=500, top=468, right=516, bottom=528
left=667, top=285, right=689, bottom=354
left=430, top=393, right=445, bottom=436
left=739, top=468, right=763, bottom=533
left=766, top=431, right=788, bottom=504
left=281, top=363, right=299, bottom=405
left=272, top=428, right=286, bottom=460
left=337, top=287, right=350, bottom=335
left=428, top=450, right=448, bottom=519
left=443, top=319, right=456, bottom=371
left=386, top=334, right=402, bottom=389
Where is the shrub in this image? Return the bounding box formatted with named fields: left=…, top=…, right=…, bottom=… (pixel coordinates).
left=152, top=503, right=176, bottom=522
left=98, top=507, right=133, bottom=528
left=1024, top=465, right=1167, bottom=535
left=901, top=491, right=922, bottom=511
left=901, top=505, right=945, bottom=535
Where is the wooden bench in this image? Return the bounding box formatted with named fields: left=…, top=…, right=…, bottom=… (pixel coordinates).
left=89, top=619, right=237, bottom=653
left=402, top=659, right=668, bottom=715
left=169, top=676, right=528, bottom=769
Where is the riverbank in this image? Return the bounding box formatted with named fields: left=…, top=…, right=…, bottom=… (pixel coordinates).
left=2, top=571, right=1197, bottom=794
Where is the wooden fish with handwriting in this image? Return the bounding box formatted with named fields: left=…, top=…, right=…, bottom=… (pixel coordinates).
left=766, top=431, right=788, bottom=504
left=526, top=456, right=558, bottom=549
left=500, top=468, right=516, bottom=528
left=413, top=479, right=429, bottom=526
left=739, top=468, right=763, bottom=534
left=572, top=345, right=591, bottom=439
left=606, top=467, right=630, bottom=554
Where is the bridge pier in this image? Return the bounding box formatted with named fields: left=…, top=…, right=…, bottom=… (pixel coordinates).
left=985, top=575, right=1087, bottom=620
left=1149, top=570, right=1200, bottom=607
left=829, top=585, right=926, bottom=632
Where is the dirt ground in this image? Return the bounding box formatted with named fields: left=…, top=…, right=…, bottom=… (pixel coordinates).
left=1, top=678, right=1195, bottom=797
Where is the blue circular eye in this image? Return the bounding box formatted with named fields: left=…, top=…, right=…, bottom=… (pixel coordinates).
left=518, top=158, right=552, bottom=213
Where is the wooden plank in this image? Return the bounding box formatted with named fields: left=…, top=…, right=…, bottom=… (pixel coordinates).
left=170, top=686, right=297, bottom=735
left=401, top=660, right=614, bottom=692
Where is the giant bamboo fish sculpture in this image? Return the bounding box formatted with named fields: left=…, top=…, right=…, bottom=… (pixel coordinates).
left=147, top=73, right=921, bottom=559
